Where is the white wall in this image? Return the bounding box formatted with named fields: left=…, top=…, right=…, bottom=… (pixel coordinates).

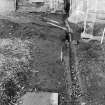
left=29, top=0, right=44, bottom=3
left=0, top=0, right=15, bottom=15
left=70, top=0, right=105, bottom=12
left=89, top=0, right=105, bottom=11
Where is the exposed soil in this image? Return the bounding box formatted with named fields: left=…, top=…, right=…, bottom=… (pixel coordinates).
left=0, top=13, right=69, bottom=105
left=74, top=23, right=105, bottom=105
left=1, top=11, right=105, bottom=105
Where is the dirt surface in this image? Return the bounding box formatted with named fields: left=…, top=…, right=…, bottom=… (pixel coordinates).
left=76, top=40, right=105, bottom=105
left=1, top=11, right=105, bottom=105
left=0, top=13, right=69, bottom=105
left=73, top=23, right=105, bottom=105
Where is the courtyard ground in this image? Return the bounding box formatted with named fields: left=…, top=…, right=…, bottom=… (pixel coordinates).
left=0, top=13, right=69, bottom=105
left=0, top=11, right=105, bottom=105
